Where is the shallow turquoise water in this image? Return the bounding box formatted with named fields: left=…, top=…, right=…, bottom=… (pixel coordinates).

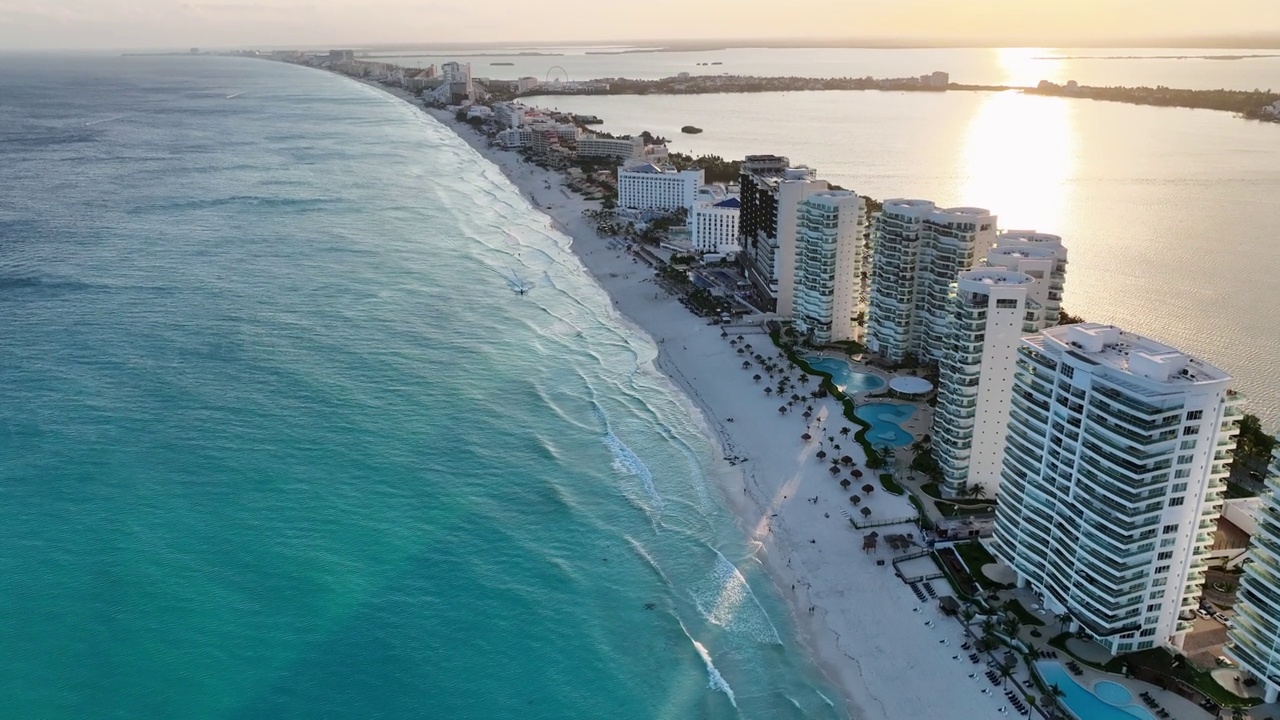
left=854, top=404, right=916, bottom=448
left=804, top=357, right=885, bottom=394
left=0, top=56, right=844, bottom=719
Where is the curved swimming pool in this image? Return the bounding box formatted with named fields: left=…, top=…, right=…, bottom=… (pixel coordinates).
left=854, top=403, right=915, bottom=448
left=804, top=357, right=885, bottom=394
left=1036, top=662, right=1154, bottom=720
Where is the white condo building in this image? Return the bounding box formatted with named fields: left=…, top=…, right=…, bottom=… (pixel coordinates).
left=616, top=163, right=704, bottom=212
left=865, top=200, right=997, bottom=364
left=577, top=134, right=644, bottom=161
left=931, top=269, right=1042, bottom=497
left=931, top=231, right=1068, bottom=497
left=1225, top=438, right=1280, bottom=701
left=993, top=323, right=1240, bottom=655
left=791, top=190, right=866, bottom=345
left=736, top=155, right=826, bottom=314
left=986, top=231, right=1068, bottom=325
left=690, top=187, right=741, bottom=254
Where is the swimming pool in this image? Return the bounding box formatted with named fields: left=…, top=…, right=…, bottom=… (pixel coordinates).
left=1036, top=662, right=1155, bottom=720
left=854, top=403, right=915, bottom=448
left=804, top=357, right=885, bottom=394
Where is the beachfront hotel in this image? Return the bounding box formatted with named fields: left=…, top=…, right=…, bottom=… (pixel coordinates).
left=864, top=200, right=997, bottom=364
left=1224, top=439, right=1280, bottom=701
left=791, top=190, right=867, bottom=345
left=930, top=269, right=1041, bottom=498
left=736, top=155, right=827, bottom=313
left=577, top=134, right=645, bottom=161
left=931, top=232, right=1069, bottom=497
left=690, top=186, right=741, bottom=254
left=992, top=323, right=1240, bottom=655
left=615, top=163, right=704, bottom=212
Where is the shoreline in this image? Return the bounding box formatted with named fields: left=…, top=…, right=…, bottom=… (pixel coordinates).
left=351, top=76, right=1017, bottom=719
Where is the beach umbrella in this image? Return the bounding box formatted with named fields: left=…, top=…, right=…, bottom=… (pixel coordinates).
left=816, top=450, right=827, bottom=460
left=852, top=469, right=863, bottom=478
left=801, top=433, right=812, bottom=441
left=862, top=484, right=874, bottom=494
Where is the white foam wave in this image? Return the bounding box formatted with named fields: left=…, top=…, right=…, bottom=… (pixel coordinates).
left=689, top=550, right=782, bottom=645
left=594, top=403, right=664, bottom=516
left=678, top=621, right=737, bottom=708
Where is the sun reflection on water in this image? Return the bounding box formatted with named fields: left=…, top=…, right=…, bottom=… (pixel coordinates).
left=957, top=90, right=1076, bottom=232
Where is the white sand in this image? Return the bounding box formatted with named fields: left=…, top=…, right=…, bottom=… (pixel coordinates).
left=362, top=80, right=1016, bottom=719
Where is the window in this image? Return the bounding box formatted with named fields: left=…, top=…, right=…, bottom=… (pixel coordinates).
left=1149, top=590, right=1166, bottom=599
left=1061, top=365, right=1074, bottom=379
left=1146, top=604, right=1160, bottom=613
left=1180, top=440, right=1197, bottom=451
left=1161, top=538, right=1176, bottom=548
left=996, top=299, right=1018, bottom=309
left=1169, top=497, right=1185, bottom=507
left=1186, top=410, right=1203, bottom=421
left=1140, top=628, right=1157, bottom=638
left=1118, top=642, right=1134, bottom=653
left=1138, top=641, right=1155, bottom=650
left=1163, top=524, right=1179, bottom=535
left=1157, top=551, right=1173, bottom=561
left=1153, top=578, right=1167, bottom=587
left=1172, top=483, right=1188, bottom=493
left=1155, top=565, right=1170, bottom=575
left=1174, top=469, right=1192, bottom=480
left=1177, top=454, right=1195, bottom=465
left=1183, top=426, right=1200, bottom=436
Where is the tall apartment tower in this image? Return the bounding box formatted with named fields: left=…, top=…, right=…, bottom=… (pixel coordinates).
left=865, top=200, right=997, bottom=364
left=736, top=155, right=825, bottom=313
left=792, top=190, right=867, bottom=345
left=992, top=323, right=1240, bottom=655
left=1225, top=437, right=1280, bottom=702
left=931, top=269, right=1039, bottom=497
left=931, top=231, right=1070, bottom=497
left=985, top=231, right=1069, bottom=326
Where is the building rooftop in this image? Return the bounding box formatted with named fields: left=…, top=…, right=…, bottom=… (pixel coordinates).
left=959, top=269, right=1035, bottom=286
left=1038, top=323, right=1231, bottom=385
left=713, top=197, right=741, bottom=208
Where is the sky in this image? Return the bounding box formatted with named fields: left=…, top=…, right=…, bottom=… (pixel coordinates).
left=1, top=0, right=1278, bottom=50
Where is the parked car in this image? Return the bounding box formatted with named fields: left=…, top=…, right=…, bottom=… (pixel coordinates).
left=1214, top=612, right=1231, bottom=625
left=1196, top=608, right=1212, bottom=620
left=1217, top=655, right=1235, bottom=666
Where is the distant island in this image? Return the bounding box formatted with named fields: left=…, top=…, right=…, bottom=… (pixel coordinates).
left=681, top=125, right=704, bottom=134
left=520, top=73, right=1280, bottom=124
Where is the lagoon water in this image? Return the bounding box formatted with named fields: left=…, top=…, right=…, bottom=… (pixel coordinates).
left=531, top=89, right=1280, bottom=422
left=0, top=56, right=842, bottom=719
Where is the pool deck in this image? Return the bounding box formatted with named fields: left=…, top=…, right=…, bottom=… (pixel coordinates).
left=1051, top=662, right=1214, bottom=720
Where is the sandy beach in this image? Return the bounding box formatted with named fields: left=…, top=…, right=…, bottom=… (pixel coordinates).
left=361, top=80, right=1016, bottom=719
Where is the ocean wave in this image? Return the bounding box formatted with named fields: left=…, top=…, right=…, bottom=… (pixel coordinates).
left=689, top=550, right=782, bottom=646
left=678, top=621, right=737, bottom=708
left=625, top=535, right=673, bottom=587
left=126, top=195, right=335, bottom=213
left=594, top=402, right=664, bottom=517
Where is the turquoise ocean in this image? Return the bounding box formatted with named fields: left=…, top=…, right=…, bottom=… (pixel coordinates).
left=0, top=56, right=843, bottom=719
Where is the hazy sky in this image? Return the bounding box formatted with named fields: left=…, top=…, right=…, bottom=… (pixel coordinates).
left=2, top=0, right=1278, bottom=50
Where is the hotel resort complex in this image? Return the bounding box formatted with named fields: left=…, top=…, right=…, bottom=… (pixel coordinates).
left=297, top=53, right=1280, bottom=715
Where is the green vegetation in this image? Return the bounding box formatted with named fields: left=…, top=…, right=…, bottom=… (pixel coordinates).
left=879, top=473, right=905, bottom=495
left=1028, top=81, right=1280, bottom=121
left=1002, top=598, right=1046, bottom=627
left=1237, top=413, right=1276, bottom=465
left=1057, top=309, right=1085, bottom=325
left=666, top=152, right=743, bottom=183
left=952, top=542, right=1006, bottom=591
left=1101, top=648, right=1261, bottom=709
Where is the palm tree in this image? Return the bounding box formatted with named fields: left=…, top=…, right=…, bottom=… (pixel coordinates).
left=998, top=663, right=1015, bottom=689
left=1025, top=693, right=1040, bottom=720
left=798, top=375, right=810, bottom=386
left=967, top=484, right=988, bottom=500
left=1055, top=612, right=1072, bottom=633
left=840, top=426, right=851, bottom=437
left=960, top=605, right=978, bottom=638
left=1004, top=614, right=1023, bottom=640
